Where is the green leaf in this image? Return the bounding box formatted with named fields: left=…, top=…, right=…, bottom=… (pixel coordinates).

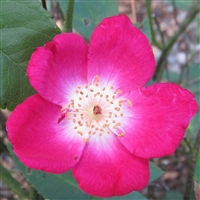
left=60, top=0, right=118, bottom=40
left=0, top=0, right=60, bottom=110
left=163, top=190, right=183, bottom=200
left=149, top=162, right=163, bottom=182
left=166, top=0, right=193, bottom=10
left=142, top=18, right=151, bottom=42
left=7, top=143, right=90, bottom=199
left=162, top=70, right=180, bottom=83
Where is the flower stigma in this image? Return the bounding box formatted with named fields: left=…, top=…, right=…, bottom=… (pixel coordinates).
left=93, top=105, right=102, bottom=115
left=58, top=75, right=132, bottom=142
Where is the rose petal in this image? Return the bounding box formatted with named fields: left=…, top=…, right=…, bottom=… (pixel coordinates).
left=27, top=33, right=88, bottom=106
left=119, top=83, right=198, bottom=158
left=72, top=133, right=149, bottom=197
left=87, top=15, right=155, bottom=92
left=7, top=95, right=85, bottom=173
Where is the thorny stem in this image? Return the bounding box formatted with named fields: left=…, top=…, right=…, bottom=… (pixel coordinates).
left=1, top=165, right=30, bottom=199
left=64, top=0, right=75, bottom=32
left=145, top=0, right=163, bottom=50
left=153, top=5, right=200, bottom=81
left=183, top=130, right=200, bottom=200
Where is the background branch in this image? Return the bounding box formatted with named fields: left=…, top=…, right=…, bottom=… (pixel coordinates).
left=64, top=0, right=75, bottom=32
left=146, top=0, right=163, bottom=49
left=153, top=5, right=199, bottom=81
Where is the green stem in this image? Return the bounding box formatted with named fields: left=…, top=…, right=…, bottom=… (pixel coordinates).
left=64, top=0, right=75, bottom=32
left=1, top=165, right=29, bottom=199
left=153, top=5, right=199, bottom=81
left=183, top=130, right=200, bottom=200
left=145, top=0, right=163, bottom=50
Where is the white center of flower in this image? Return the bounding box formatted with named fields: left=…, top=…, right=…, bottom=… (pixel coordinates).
left=58, top=75, right=132, bottom=142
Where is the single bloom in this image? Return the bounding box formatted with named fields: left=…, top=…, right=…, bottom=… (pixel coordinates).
left=7, top=15, right=198, bottom=197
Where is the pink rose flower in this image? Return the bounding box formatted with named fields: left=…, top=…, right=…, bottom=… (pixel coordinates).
left=7, top=15, right=198, bottom=197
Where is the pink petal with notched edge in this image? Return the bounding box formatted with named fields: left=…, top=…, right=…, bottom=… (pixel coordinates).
left=72, top=133, right=149, bottom=197
left=118, top=83, right=198, bottom=158
left=7, top=94, right=85, bottom=173
left=27, top=33, right=88, bottom=106
left=87, top=15, right=155, bottom=92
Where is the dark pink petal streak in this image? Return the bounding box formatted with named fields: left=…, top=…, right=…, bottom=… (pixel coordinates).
left=7, top=95, right=85, bottom=173
left=72, top=134, right=149, bottom=197
left=27, top=33, right=88, bottom=106
left=87, top=15, right=155, bottom=92
left=119, top=83, right=198, bottom=158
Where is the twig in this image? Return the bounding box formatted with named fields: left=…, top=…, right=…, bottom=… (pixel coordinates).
left=183, top=130, right=200, bottom=200
left=154, top=16, right=165, bottom=47
left=160, top=178, right=170, bottom=191
left=172, top=0, right=180, bottom=26
left=64, top=0, right=75, bottom=32
left=131, top=0, right=137, bottom=24
left=153, top=5, right=200, bottom=81
left=145, top=0, right=163, bottom=50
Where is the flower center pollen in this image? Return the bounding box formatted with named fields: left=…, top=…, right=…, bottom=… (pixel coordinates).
left=58, top=75, right=132, bottom=142
left=93, top=105, right=102, bottom=115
